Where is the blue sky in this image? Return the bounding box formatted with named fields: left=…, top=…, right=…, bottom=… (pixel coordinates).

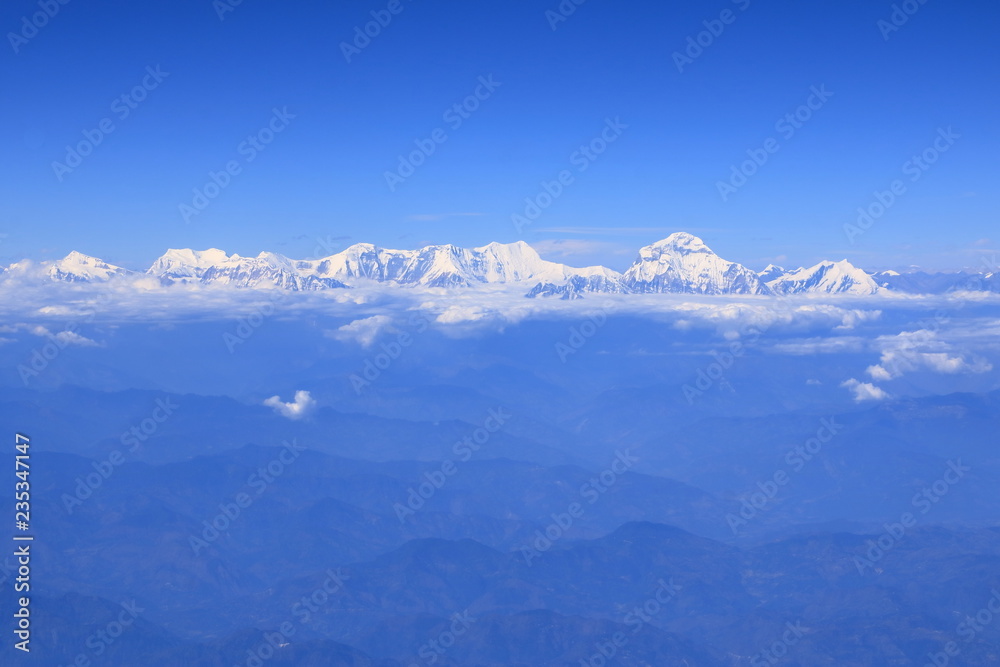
left=1, top=0, right=997, bottom=272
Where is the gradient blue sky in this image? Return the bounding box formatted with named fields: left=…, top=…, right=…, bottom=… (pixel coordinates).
left=1, top=0, right=997, bottom=272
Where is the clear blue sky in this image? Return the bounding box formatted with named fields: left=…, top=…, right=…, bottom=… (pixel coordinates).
left=1, top=0, right=997, bottom=272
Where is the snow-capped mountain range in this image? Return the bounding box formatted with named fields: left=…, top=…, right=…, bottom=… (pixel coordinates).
left=1, top=233, right=994, bottom=297
left=622, top=233, right=772, bottom=295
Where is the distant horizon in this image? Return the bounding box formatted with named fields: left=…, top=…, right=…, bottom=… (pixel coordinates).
left=9, top=231, right=998, bottom=276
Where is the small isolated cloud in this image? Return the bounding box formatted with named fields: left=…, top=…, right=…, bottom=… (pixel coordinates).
left=836, top=309, right=883, bottom=330
left=841, top=378, right=889, bottom=402
left=36, top=306, right=75, bottom=316
left=327, top=315, right=393, bottom=347
left=806, top=379, right=822, bottom=386
left=30, top=325, right=101, bottom=347
left=866, top=364, right=894, bottom=382
left=973, top=238, right=992, bottom=247
left=436, top=306, right=490, bottom=324
left=263, top=390, right=316, bottom=420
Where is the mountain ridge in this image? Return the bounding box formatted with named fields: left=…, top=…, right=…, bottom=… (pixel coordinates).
left=2, top=232, right=996, bottom=296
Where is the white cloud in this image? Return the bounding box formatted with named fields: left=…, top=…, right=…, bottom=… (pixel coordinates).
left=30, top=325, right=101, bottom=347
left=436, top=306, right=491, bottom=324
left=326, top=315, right=393, bottom=347
left=841, top=378, right=889, bottom=402
left=836, top=309, right=883, bottom=330
left=920, top=352, right=977, bottom=374
left=53, top=330, right=101, bottom=347
left=0, top=278, right=994, bottom=359
left=866, top=364, right=894, bottom=382
left=865, top=329, right=993, bottom=380
left=263, top=390, right=316, bottom=420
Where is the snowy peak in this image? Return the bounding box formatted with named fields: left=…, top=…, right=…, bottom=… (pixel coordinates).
left=623, top=234, right=770, bottom=295
left=148, top=248, right=233, bottom=282
left=5, top=233, right=987, bottom=296
left=644, top=232, right=712, bottom=256
left=146, top=248, right=346, bottom=290
left=472, top=240, right=547, bottom=283
left=758, top=264, right=787, bottom=283
left=155, top=248, right=232, bottom=268
left=48, top=251, right=132, bottom=283
left=767, top=259, right=879, bottom=295
left=298, top=240, right=592, bottom=288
